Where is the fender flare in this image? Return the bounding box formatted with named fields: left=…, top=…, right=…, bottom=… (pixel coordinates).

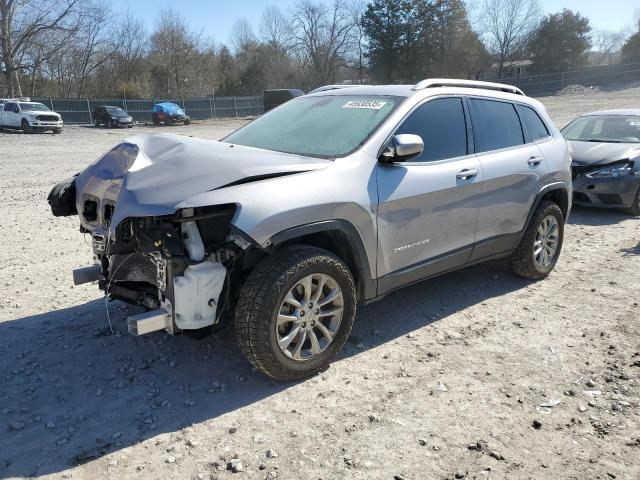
left=518, top=181, right=571, bottom=243
left=268, top=219, right=376, bottom=301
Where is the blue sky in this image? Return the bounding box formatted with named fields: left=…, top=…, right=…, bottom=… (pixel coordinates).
left=110, top=0, right=637, bottom=47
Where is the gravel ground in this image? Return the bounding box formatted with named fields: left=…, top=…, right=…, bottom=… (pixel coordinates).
left=1, top=87, right=639, bottom=480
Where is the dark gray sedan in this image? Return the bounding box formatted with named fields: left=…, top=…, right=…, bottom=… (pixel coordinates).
left=562, top=109, right=640, bottom=216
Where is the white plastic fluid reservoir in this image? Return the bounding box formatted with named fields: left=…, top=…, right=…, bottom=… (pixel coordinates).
left=173, top=262, right=226, bottom=330
left=181, top=221, right=205, bottom=261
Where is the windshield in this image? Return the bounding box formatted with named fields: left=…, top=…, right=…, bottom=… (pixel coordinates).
left=19, top=103, right=50, bottom=112
left=562, top=115, right=640, bottom=143
left=224, top=95, right=400, bottom=158
left=106, top=106, right=127, bottom=116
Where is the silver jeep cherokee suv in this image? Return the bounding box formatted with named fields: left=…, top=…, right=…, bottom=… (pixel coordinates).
left=48, top=79, right=572, bottom=380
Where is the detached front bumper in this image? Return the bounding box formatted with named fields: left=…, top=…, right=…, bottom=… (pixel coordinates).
left=572, top=174, right=640, bottom=208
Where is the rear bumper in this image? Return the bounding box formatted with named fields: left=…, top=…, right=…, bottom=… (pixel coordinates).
left=572, top=174, right=639, bottom=208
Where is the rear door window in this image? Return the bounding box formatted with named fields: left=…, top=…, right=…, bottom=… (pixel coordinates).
left=395, top=97, right=468, bottom=162
left=468, top=98, right=524, bottom=153
left=518, top=105, right=550, bottom=141
left=4, top=102, right=16, bottom=112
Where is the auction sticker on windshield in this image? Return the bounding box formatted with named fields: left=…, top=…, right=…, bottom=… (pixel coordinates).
left=343, top=100, right=387, bottom=110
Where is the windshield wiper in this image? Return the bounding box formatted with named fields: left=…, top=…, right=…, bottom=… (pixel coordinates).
left=584, top=139, right=622, bottom=143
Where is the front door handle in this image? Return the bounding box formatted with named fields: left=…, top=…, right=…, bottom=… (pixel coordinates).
left=528, top=156, right=543, bottom=166
left=456, top=168, right=478, bottom=180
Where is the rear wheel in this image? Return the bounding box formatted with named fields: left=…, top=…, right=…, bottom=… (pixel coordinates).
left=94, top=118, right=100, bottom=127
left=21, top=119, right=32, bottom=134
left=152, top=114, right=160, bottom=125
left=624, top=186, right=640, bottom=216
left=511, top=201, right=564, bottom=280
left=234, top=245, right=357, bottom=381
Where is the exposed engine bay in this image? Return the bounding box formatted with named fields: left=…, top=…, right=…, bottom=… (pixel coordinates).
left=47, top=132, right=327, bottom=335
left=76, top=205, right=252, bottom=334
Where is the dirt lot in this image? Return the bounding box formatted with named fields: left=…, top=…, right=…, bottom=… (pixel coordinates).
left=1, top=87, right=639, bottom=480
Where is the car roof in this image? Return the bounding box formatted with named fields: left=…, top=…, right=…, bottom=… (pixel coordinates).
left=304, top=83, right=544, bottom=111
left=306, top=85, right=414, bottom=97
left=581, top=109, right=640, bottom=117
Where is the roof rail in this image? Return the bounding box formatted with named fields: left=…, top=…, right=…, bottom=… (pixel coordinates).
left=308, top=84, right=362, bottom=94
left=412, top=78, right=525, bottom=96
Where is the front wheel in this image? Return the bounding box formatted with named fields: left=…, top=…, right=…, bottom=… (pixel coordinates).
left=624, top=186, right=640, bottom=216
left=21, top=119, right=32, bottom=134
left=511, top=201, right=564, bottom=280
left=234, top=245, right=357, bottom=381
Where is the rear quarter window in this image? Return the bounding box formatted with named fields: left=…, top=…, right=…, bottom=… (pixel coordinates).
left=518, top=105, right=550, bottom=141
left=468, top=98, right=524, bottom=153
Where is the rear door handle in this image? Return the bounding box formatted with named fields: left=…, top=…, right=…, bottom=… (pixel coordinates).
left=528, top=156, right=543, bottom=166
left=456, top=168, right=478, bottom=180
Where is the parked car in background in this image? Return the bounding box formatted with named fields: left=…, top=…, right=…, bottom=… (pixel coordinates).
left=93, top=105, right=133, bottom=128
left=0, top=99, right=63, bottom=133
left=151, top=102, right=191, bottom=125
left=263, top=89, right=305, bottom=112
left=562, top=109, right=640, bottom=216
left=48, top=79, right=571, bottom=381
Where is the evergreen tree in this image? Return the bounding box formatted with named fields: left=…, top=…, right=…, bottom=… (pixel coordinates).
left=528, top=9, right=591, bottom=73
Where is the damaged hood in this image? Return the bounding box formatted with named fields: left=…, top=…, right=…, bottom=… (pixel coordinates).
left=569, top=140, right=640, bottom=166
left=75, top=133, right=330, bottom=233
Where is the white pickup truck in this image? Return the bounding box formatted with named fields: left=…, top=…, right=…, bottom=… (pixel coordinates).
left=0, top=99, right=63, bottom=133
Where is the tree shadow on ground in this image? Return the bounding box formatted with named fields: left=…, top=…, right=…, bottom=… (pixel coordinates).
left=0, top=259, right=528, bottom=478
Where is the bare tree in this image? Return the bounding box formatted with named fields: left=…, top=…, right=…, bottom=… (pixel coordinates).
left=592, top=29, right=627, bottom=65
left=348, top=0, right=367, bottom=84
left=150, top=8, right=200, bottom=96
left=479, top=0, right=541, bottom=77
left=230, top=18, right=256, bottom=54
left=290, top=0, right=355, bottom=85
left=115, top=10, right=147, bottom=85
left=73, top=2, right=119, bottom=96
left=260, top=6, right=290, bottom=49
left=0, top=0, right=81, bottom=96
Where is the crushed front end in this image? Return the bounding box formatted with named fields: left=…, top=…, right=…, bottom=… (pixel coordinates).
left=46, top=136, right=255, bottom=336
left=91, top=206, right=243, bottom=334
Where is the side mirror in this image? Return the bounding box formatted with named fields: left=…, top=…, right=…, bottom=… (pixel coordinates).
left=379, top=134, right=424, bottom=163
left=14, top=107, right=20, bottom=113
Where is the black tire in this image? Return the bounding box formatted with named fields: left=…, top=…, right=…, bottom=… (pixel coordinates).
left=152, top=114, right=160, bottom=125
left=94, top=118, right=100, bottom=127
left=21, top=119, right=32, bottom=134
left=511, top=200, right=564, bottom=280
left=234, top=245, right=357, bottom=381
left=184, top=117, right=191, bottom=125
left=623, top=186, right=640, bottom=216
left=53, top=128, right=62, bottom=134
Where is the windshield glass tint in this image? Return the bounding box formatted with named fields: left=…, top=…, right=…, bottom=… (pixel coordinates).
left=106, top=106, right=126, bottom=115
left=224, top=96, right=399, bottom=157
left=19, top=103, right=49, bottom=112
left=562, top=115, right=640, bottom=143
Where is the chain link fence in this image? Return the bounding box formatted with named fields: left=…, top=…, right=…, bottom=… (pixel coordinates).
left=485, top=63, right=640, bottom=97
left=28, top=96, right=264, bottom=124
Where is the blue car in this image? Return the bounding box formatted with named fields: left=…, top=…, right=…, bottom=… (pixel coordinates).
left=151, top=102, right=191, bottom=126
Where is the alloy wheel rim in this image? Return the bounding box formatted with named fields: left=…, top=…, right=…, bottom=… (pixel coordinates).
left=276, top=273, right=344, bottom=361
left=533, top=215, right=559, bottom=269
